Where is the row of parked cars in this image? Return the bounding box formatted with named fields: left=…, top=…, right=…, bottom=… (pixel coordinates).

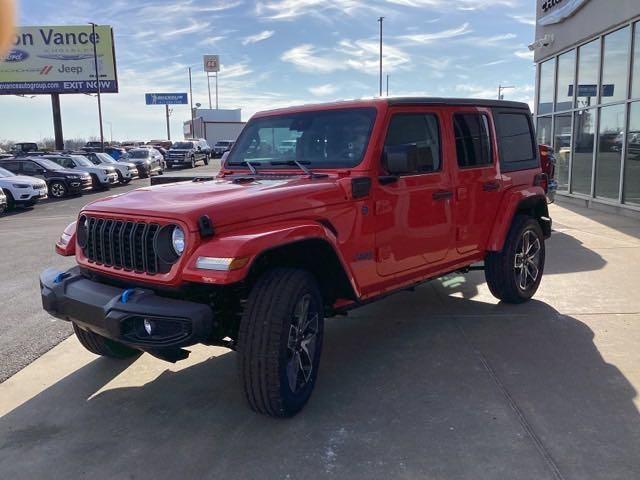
left=0, top=138, right=237, bottom=215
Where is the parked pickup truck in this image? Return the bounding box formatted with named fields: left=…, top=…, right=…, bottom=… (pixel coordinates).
left=40, top=98, right=551, bottom=417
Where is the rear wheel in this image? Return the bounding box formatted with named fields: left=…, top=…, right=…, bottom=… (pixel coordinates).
left=485, top=215, right=545, bottom=304
left=49, top=181, right=67, bottom=198
left=73, top=323, right=140, bottom=359
left=237, top=268, right=324, bottom=417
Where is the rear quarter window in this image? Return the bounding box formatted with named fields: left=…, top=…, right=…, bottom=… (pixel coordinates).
left=494, top=111, right=538, bottom=172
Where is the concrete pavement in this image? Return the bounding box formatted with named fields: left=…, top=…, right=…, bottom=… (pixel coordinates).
left=1, top=201, right=639, bottom=479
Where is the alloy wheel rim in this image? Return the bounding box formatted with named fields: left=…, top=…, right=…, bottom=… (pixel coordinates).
left=514, top=229, right=541, bottom=291
left=286, top=293, right=319, bottom=393
left=51, top=184, right=64, bottom=197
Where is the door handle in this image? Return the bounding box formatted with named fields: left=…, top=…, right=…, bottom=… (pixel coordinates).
left=482, top=180, right=501, bottom=192
left=432, top=190, right=453, bottom=201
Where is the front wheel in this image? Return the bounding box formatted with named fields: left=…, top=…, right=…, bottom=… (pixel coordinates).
left=485, top=215, right=546, bottom=304
left=190, top=156, right=196, bottom=168
left=237, top=268, right=324, bottom=417
left=73, top=323, right=140, bottom=359
left=49, top=181, right=67, bottom=198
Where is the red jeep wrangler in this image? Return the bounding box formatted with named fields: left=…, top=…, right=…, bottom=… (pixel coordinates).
left=41, top=98, right=551, bottom=417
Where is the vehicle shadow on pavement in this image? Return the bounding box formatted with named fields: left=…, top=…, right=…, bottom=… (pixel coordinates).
left=1, top=284, right=638, bottom=480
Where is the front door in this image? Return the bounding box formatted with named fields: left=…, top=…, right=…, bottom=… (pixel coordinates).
left=374, top=108, right=455, bottom=277
left=450, top=109, right=502, bottom=255
left=20, top=160, right=47, bottom=181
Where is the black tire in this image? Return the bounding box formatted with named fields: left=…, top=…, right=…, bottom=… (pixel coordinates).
left=238, top=268, right=324, bottom=417
left=485, top=215, right=546, bottom=304
left=72, top=323, right=140, bottom=359
left=49, top=181, right=67, bottom=198
left=204, top=155, right=209, bottom=166
left=3, top=189, right=15, bottom=210
left=190, top=156, right=196, bottom=168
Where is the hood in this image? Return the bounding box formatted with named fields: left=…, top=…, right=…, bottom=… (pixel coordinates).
left=52, top=168, right=89, bottom=177
left=83, top=175, right=349, bottom=231
left=168, top=149, right=192, bottom=153
left=1, top=175, right=46, bottom=186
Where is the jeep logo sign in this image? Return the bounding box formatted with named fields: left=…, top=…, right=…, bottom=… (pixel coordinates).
left=539, top=0, right=590, bottom=26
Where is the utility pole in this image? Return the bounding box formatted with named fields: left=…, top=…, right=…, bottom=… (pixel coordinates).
left=498, top=84, right=515, bottom=100
left=386, top=74, right=389, bottom=97
left=207, top=74, right=212, bottom=109
left=189, top=67, right=195, bottom=138
left=215, top=72, right=219, bottom=109
left=90, top=22, right=104, bottom=151
left=378, top=17, right=384, bottom=97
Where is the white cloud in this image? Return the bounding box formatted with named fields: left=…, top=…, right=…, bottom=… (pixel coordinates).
left=309, top=83, right=338, bottom=96
left=282, top=39, right=411, bottom=75
left=242, top=30, right=275, bottom=45
left=510, top=14, right=536, bottom=26
left=399, top=23, right=472, bottom=44
left=514, top=49, right=534, bottom=60
left=161, top=20, right=211, bottom=38
left=221, top=63, right=253, bottom=78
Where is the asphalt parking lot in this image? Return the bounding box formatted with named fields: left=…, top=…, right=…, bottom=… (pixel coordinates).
left=1, top=194, right=640, bottom=479
left=0, top=162, right=217, bottom=383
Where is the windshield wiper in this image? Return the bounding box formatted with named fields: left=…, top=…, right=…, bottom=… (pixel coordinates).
left=227, top=160, right=259, bottom=174
left=270, top=160, right=327, bottom=178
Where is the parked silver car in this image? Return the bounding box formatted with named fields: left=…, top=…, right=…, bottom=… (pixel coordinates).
left=82, top=152, right=139, bottom=184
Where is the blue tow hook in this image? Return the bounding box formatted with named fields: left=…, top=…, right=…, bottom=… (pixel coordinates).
left=121, top=289, right=136, bottom=304
left=54, top=272, right=69, bottom=284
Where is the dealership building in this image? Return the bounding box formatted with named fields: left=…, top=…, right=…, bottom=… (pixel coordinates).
left=533, top=0, right=640, bottom=215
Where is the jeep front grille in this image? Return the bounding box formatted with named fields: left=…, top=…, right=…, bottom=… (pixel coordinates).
left=83, top=216, right=167, bottom=275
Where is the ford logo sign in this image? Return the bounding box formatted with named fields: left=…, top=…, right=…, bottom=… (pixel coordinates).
left=2, top=49, right=30, bottom=62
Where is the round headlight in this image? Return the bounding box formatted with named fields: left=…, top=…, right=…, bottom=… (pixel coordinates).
left=172, top=226, right=185, bottom=256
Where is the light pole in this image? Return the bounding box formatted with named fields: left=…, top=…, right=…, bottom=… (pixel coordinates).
left=378, top=17, right=384, bottom=97
left=498, top=85, right=515, bottom=100
left=188, top=67, right=195, bottom=138
left=89, top=22, right=105, bottom=151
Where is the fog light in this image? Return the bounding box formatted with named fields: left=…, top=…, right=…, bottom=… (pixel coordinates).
left=143, top=319, right=154, bottom=335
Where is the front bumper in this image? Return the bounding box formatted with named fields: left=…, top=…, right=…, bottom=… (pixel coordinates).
left=67, top=178, right=93, bottom=193
left=40, top=267, right=214, bottom=350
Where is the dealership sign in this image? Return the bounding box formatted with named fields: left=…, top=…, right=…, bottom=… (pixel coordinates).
left=203, top=55, right=220, bottom=73
left=145, top=93, right=189, bottom=105
left=0, top=25, right=118, bottom=95
left=539, top=0, right=590, bottom=26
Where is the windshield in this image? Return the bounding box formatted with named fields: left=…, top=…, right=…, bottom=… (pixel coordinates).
left=0, top=167, right=15, bottom=177
left=96, top=153, right=116, bottom=163
left=227, top=108, right=376, bottom=169
left=36, top=159, right=64, bottom=170
left=70, top=155, right=94, bottom=167
left=128, top=150, right=150, bottom=158
left=173, top=142, right=194, bottom=149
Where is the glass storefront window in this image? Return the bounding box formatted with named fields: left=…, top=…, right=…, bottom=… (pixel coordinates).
left=576, top=40, right=600, bottom=109
left=556, top=50, right=576, bottom=111
left=596, top=104, right=625, bottom=199
left=538, top=59, right=555, bottom=115
left=601, top=27, right=630, bottom=104
left=624, top=102, right=640, bottom=205
left=536, top=117, right=552, bottom=146
left=572, top=109, right=596, bottom=195
left=554, top=114, right=573, bottom=192
left=632, top=22, right=640, bottom=99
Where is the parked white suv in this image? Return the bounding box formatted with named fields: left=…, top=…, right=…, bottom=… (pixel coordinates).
left=43, top=154, right=119, bottom=189
left=0, top=166, right=48, bottom=209
left=82, top=152, right=139, bottom=184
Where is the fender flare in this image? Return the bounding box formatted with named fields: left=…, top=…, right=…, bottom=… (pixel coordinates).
left=181, top=220, right=360, bottom=296
left=487, top=186, right=549, bottom=252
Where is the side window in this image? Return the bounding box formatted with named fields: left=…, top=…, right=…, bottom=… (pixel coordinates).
left=453, top=113, right=492, bottom=168
left=1, top=161, right=20, bottom=172
left=495, top=112, right=538, bottom=172
left=22, top=161, right=42, bottom=174
left=384, top=113, right=441, bottom=173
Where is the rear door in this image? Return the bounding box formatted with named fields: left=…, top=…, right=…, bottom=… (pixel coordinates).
left=451, top=109, right=502, bottom=255
left=374, top=107, right=455, bottom=277
left=20, top=160, right=47, bottom=181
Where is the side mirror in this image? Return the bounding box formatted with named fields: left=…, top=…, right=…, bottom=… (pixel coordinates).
left=38, top=169, right=46, bottom=174
left=383, top=144, right=418, bottom=175
left=69, top=164, right=75, bottom=168
left=197, top=146, right=202, bottom=151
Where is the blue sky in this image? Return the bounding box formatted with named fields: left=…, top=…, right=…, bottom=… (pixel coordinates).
left=1, top=0, right=536, bottom=142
